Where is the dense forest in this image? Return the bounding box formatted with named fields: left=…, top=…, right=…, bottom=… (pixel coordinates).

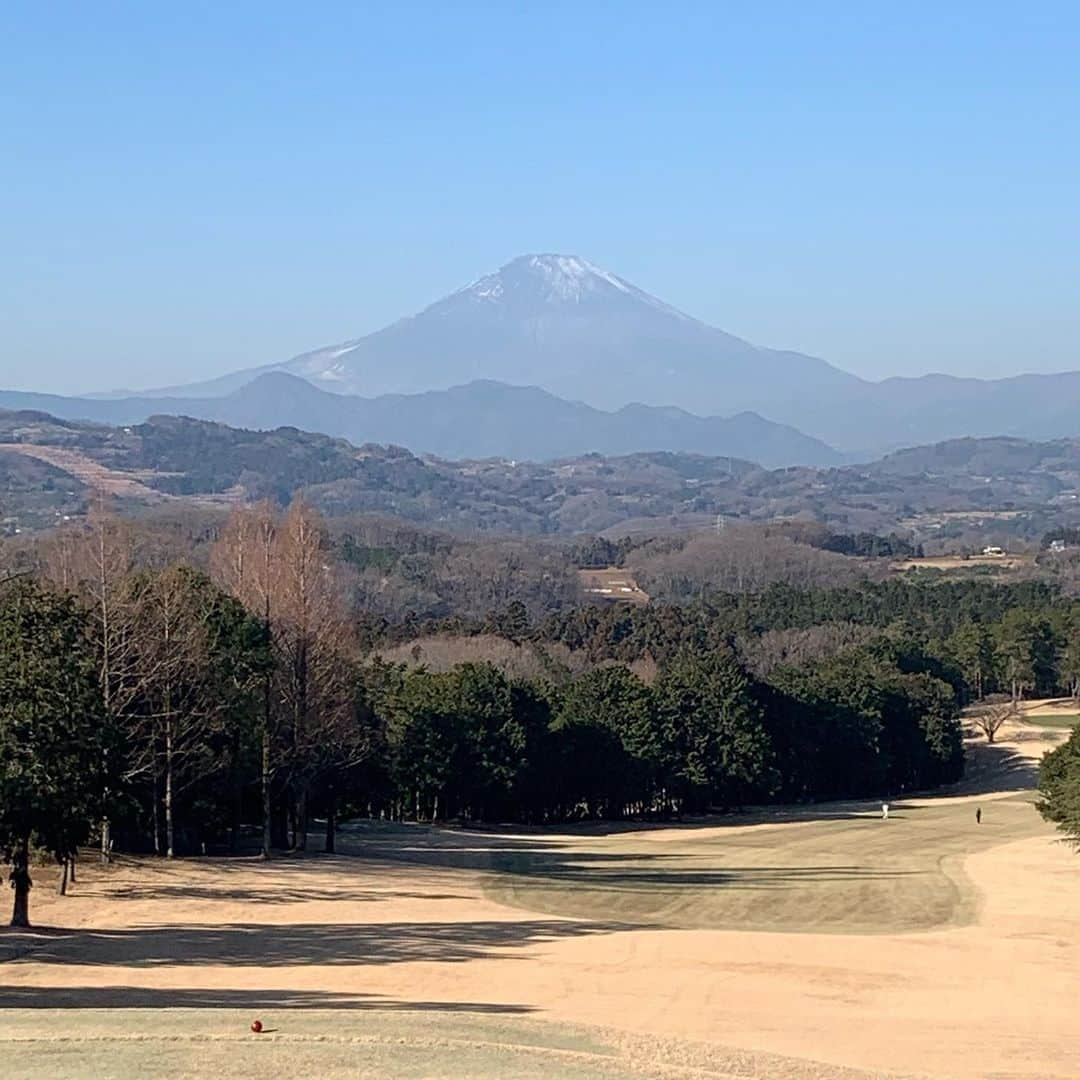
left=8, top=408, right=1080, bottom=547
left=1, top=502, right=1007, bottom=927
left=9, top=498, right=1080, bottom=926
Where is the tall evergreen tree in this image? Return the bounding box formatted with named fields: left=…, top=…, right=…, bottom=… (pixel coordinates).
left=652, top=647, right=774, bottom=812
left=1038, top=727, right=1080, bottom=848
left=0, top=582, right=106, bottom=927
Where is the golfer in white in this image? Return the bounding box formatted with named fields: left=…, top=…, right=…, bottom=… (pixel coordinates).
left=881, top=802, right=889, bottom=820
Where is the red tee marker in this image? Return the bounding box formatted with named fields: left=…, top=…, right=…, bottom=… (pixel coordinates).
left=250, top=1019, right=263, bottom=1033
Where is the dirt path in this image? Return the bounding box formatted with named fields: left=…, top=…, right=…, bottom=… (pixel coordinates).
left=2, top=444, right=169, bottom=501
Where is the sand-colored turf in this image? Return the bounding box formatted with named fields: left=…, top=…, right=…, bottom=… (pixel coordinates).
left=2, top=726, right=1078, bottom=1078
left=1014, top=697, right=1080, bottom=730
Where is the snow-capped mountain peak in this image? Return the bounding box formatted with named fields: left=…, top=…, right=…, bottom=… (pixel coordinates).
left=160, top=252, right=861, bottom=414
left=452, top=252, right=696, bottom=322
left=515, top=253, right=631, bottom=300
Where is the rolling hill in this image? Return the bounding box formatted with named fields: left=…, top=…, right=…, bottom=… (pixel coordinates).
left=4, top=409, right=1080, bottom=544
left=0, top=373, right=841, bottom=469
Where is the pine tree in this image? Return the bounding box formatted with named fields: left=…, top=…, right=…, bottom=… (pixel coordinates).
left=0, top=582, right=106, bottom=927
left=1038, top=728, right=1080, bottom=848
left=652, top=647, right=774, bottom=812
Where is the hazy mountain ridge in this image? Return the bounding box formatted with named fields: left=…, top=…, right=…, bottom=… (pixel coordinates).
left=0, top=373, right=841, bottom=469
left=81, top=252, right=1080, bottom=456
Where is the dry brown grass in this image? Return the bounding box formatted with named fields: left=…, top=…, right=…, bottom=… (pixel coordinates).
left=2, top=727, right=1077, bottom=1079
left=577, top=567, right=650, bottom=604
left=890, top=553, right=1034, bottom=572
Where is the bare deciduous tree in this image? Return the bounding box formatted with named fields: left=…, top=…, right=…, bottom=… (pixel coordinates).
left=972, top=701, right=1014, bottom=744
left=212, top=500, right=356, bottom=853
left=210, top=501, right=279, bottom=858
left=39, top=505, right=153, bottom=861
left=128, top=565, right=221, bottom=857
left=274, top=501, right=353, bottom=850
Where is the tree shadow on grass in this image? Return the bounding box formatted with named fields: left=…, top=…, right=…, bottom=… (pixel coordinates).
left=330, top=830, right=922, bottom=890
left=110, top=884, right=470, bottom=905
left=0, top=984, right=533, bottom=1012
left=946, top=740, right=1040, bottom=796
left=4, top=918, right=630, bottom=969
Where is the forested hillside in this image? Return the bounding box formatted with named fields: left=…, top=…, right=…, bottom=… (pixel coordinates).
left=9, top=489, right=1080, bottom=924
left=6, top=409, right=1080, bottom=547
left=2, top=501, right=976, bottom=923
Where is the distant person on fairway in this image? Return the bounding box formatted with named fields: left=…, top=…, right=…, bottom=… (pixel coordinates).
left=976, top=807, right=982, bottom=825
left=881, top=802, right=889, bottom=820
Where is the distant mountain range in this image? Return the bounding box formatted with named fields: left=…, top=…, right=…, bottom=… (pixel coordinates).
left=0, top=373, right=839, bottom=469
left=3, top=407, right=1079, bottom=543
left=11, top=252, right=1080, bottom=459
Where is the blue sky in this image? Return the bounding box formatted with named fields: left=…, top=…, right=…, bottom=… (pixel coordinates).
left=2, top=2, right=1078, bottom=393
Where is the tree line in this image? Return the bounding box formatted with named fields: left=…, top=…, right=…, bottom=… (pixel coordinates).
left=1, top=503, right=975, bottom=928
left=364, top=576, right=1080, bottom=712
left=525, top=579, right=1080, bottom=707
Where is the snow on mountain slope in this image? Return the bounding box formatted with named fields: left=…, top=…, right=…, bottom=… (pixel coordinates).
left=252, top=254, right=862, bottom=414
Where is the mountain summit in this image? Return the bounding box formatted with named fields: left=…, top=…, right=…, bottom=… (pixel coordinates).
left=457, top=253, right=692, bottom=315
left=256, top=253, right=862, bottom=414
left=58, top=253, right=1080, bottom=456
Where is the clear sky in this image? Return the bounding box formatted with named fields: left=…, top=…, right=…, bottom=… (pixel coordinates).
left=2, top=2, right=1078, bottom=393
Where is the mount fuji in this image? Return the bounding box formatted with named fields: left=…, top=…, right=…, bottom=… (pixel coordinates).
left=155, top=254, right=864, bottom=417
left=55, top=253, right=1080, bottom=457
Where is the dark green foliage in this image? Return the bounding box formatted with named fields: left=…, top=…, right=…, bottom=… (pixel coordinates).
left=1037, top=728, right=1080, bottom=847
left=483, top=600, right=532, bottom=643
left=1041, top=527, right=1080, bottom=550
left=555, top=665, right=660, bottom=816
left=529, top=579, right=1076, bottom=708
left=0, top=555, right=994, bottom=895
left=765, top=638, right=964, bottom=800
left=568, top=535, right=640, bottom=569
left=652, top=649, right=774, bottom=812
left=338, top=535, right=399, bottom=573
left=818, top=532, right=920, bottom=558
left=378, top=662, right=553, bottom=822
left=0, top=581, right=106, bottom=925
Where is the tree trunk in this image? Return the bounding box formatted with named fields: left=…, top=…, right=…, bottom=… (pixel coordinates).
left=152, top=756, right=161, bottom=855
left=165, top=715, right=175, bottom=858
left=230, top=728, right=241, bottom=855
left=325, top=792, right=336, bottom=854
left=56, top=859, right=69, bottom=897
left=100, top=561, right=112, bottom=866
left=261, top=725, right=272, bottom=859
left=9, top=840, right=31, bottom=928
left=272, top=792, right=288, bottom=849
left=297, top=786, right=308, bottom=851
